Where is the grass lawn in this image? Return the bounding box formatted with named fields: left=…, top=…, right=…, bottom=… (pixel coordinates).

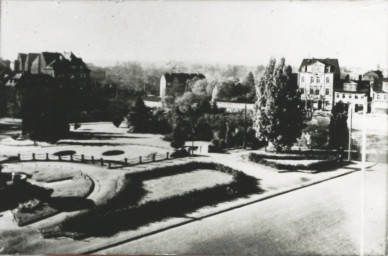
left=141, top=169, right=233, bottom=204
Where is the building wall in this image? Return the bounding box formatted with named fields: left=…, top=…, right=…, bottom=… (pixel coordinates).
left=298, top=63, right=335, bottom=110
left=334, top=91, right=368, bottom=112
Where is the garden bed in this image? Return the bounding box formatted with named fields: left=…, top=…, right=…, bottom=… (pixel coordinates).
left=41, top=162, right=261, bottom=239
left=248, top=152, right=348, bottom=173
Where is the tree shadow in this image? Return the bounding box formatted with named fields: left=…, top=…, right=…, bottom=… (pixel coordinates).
left=0, top=180, right=53, bottom=212
left=65, top=131, right=146, bottom=140
left=47, top=197, right=95, bottom=212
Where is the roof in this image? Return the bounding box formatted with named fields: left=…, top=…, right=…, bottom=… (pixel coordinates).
left=298, top=58, right=340, bottom=73
left=372, top=82, right=388, bottom=94
left=18, top=53, right=27, bottom=66
left=363, top=70, right=383, bottom=79
left=163, top=73, right=205, bottom=83
left=338, top=79, right=370, bottom=92
left=25, top=53, right=39, bottom=70
left=41, top=52, right=62, bottom=66
left=335, top=89, right=369, bottom=94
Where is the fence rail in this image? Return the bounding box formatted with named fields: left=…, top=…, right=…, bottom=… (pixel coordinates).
left=15, top=151, right=172, bottom=169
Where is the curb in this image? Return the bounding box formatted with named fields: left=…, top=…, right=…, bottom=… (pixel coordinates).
left=76, top=163, right=367, bottom=254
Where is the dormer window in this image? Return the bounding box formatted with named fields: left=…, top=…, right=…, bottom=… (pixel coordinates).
left=326, top=77, right=330, bottom=83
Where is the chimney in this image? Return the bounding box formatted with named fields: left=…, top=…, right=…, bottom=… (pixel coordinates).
left=358, top=75, right=362, bottom=81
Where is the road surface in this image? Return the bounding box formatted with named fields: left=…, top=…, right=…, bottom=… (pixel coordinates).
left=99, top=164, right=387, bottom=255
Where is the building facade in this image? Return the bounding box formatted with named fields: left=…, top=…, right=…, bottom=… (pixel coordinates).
left=334, top=79, right=369, bottom=113
left=371, top=78, right=388, bottom=114
left=297, top=58, right=340, bottom=111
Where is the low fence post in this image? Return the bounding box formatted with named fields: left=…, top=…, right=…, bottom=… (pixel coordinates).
left=139, top=156, right=142, bottom=164
left=124, top=158, right=128, bottom=164
left=32, top=153, right=35, bottom=161
left=152, top=154, right=156, bottom=162
left=46, top=153, right=49, bottom=161
left=70, top=155, right=73, bottom=162
left=81, top=154, right=84, bottom=162
left=58, top=155, right=62, bottom=161
left=91, top=156, right=94, bottom=164
left=166, top=152, right=169, bottom=159
left=100, top=158, right=104, bottom=166
left=18, top=153, right=21, bottom=161
left=108, top=161, right=111, bottom=169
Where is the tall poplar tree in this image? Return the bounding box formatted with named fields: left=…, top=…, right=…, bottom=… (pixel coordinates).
left=253, top=58, right=304, bottom=151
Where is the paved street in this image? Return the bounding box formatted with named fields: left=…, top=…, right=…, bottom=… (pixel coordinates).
left=100, top=164, right=387, bottom=255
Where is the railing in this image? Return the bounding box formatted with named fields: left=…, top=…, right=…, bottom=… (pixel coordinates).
left=14, top=152, right=171, bottom=169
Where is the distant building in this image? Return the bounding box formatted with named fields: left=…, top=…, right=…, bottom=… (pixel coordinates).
left=14, top=51, right=90, bottom=88
left=363, top=70, right=383, bottom=84
left=297, top=58, right=340, bottom=111
left=370, top=78, right=388, bottom=114
left=334, top=77, right=370, bottom=113
left=87, top=63, right=106, bottom=82
left=159, top=73, right=205, bottom=99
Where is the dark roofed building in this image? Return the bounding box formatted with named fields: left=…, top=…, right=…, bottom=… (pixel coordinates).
left=160, top=72, right=206, bottom=99
left=370, top=77, right=388, bottom=114
left=334, top=78, right=370, bottom=113
left=297, top=58, right=340, bottom=111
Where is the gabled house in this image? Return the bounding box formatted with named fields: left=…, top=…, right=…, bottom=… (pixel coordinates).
left=13, top=51, right=90, bottom=88
left=297, top=58, right=340, bottom=111
left=159, top=72, right=205, bottom=99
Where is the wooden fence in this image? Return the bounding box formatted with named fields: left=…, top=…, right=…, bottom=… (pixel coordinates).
left=15, top=152, right=171, bottom=169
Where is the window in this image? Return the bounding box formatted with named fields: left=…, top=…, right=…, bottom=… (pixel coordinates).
left=317, top=77, right=320, bottom=83
left=325, top=89, right=330, bottom=95
left=348, top=94, right=352, bottom=99
left=377, top=95, right=380, bottom=100
left=326, top=77, right=330, bottom=83
left=315, top=89, right=320, bottom=95
left=355, top=95, right=358, bottom=99
left=310, top=88, right=314, bottom=94
left=311, top=77, right=314, bottom=83
left=336, top=93, right=339, bottom=98
left=342, top=94, right=345, bottom=99
left=300, top=88, right=305, bottom=94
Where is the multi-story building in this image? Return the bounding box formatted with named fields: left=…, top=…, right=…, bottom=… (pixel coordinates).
left=334, top=78, right=370, bottom=113
left=159, top=73, right=205, bottom=99
left=14, top=51, right=90, bottom=88
left=370, top=78, right=388, bottom=114
left=298, top=58, right=340, bottom=111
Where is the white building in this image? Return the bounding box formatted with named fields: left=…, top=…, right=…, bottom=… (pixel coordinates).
left=371, top=78, right=388, bottom=114
left=334, top=79, right=369, bottom=113
left=298, top=58, right=340, bottom=111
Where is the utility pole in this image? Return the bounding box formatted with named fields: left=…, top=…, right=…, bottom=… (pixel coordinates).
left=347, top=104, right=353, bottom=161
left=243, top=92, right=247, bottom=149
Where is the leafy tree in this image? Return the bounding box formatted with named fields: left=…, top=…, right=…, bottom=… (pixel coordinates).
left=127, top=97, right=150, bottom=132
left=328, top=101, right=349, bottom=150
left=253, top=58, right=304, bottom=152
left=242, top=71, right=256, bottom=102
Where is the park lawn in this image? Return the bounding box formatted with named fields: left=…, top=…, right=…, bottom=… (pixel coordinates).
left=41, top=174, right=93, bottom=198
left=140, top=169, right=233, bottom=204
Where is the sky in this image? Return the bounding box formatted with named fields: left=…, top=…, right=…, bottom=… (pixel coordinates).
left=0, top=0, right=387, bottom=69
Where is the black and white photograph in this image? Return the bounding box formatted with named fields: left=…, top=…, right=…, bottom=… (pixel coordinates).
left=0, top=0, right=387, bottom=255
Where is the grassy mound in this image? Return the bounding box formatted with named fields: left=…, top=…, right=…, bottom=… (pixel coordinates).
left=41, top=162, right=261, bottom=239
left=248, top=152, right=349, bottom=173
